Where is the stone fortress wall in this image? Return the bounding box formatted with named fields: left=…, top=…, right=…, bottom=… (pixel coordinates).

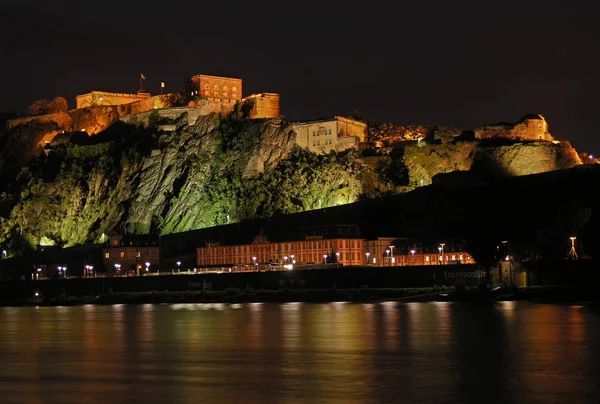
left=243, top=93, right=280, bottom=119
left=76, top=91, right=151, bottom=109
left=474, top=114, right=554, bottom=141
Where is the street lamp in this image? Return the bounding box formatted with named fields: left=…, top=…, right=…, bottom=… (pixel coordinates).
left=569, top=236, right=578, bottom=259
left=366, top=252, right=370, bottom=264
left=290, top=254, right=295, bottom=264
left=386, top=249, right=390, bottom=266
left=252, top=256, right=257, bottom=266
left=323, top=254, right=328, bottom=266
left=1, top=250, right=6, bottom=259
left=145, top=262, right=150, bottom=272
left=284, top=256, right=288, bottom=263
left=176, top=261, right=181, bottom=273
left=335, top=252, right=340, bottom=263
left=115, top=263, right=121, bottom=274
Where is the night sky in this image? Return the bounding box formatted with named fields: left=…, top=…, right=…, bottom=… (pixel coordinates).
left=2, top=0, right=599, bottom=153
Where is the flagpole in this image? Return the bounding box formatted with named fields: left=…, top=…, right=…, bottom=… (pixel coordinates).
left=140, top=74, right=142, bottom=91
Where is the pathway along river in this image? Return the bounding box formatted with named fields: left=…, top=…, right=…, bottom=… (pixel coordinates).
left=0, top=302, right=599, bottom=403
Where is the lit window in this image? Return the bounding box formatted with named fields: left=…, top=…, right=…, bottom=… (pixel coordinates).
left=120, top=251, right=125, bottom=258
left=452, top=255, right=456, bottom=261
left=459, top=254, right=463, bottom=260
left=136, top=252, right=141, bottom=258
left=425, top=256, right=429, bottom=262
left=104, top=252, right=110, bottom=259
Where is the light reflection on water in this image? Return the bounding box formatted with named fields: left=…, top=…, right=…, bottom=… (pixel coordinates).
left=0, top=302, right=598, bottom=403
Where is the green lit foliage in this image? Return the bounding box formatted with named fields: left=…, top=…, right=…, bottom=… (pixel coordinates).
left=431, top=125, right=462, bottom=144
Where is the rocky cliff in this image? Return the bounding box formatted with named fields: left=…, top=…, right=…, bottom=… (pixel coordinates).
left=0, top=112, right=363, bottom=251
left=0, top=109, right=584, bottom=255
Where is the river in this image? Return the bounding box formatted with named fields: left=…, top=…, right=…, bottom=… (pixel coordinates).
left=0, top=302, right=598, bottom=403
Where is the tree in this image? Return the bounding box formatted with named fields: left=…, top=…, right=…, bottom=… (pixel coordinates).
left=26, top=97, right=68, bottom=116
left=49, top=97, right=68, bottom=113
left=27, top=99, right=51, bottom=116
left=432, top=125, right=462, bottom=144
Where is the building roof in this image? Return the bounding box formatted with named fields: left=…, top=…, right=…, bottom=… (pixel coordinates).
left=291, top=116, right=366, bottom=127
left=189, top=74, right=242, bottom=82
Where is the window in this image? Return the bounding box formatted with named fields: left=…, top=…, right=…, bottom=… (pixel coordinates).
left=425, top=256, right=429, bottom=262
left=313, top=131, right=315, bottom=136
left=317, top=140, right=320, bottom=145
left=459, top=254, right=463, bottom=260
left=328, top=129, right=332, bottom=135
left=313, top=140, right=316, bottom=146
left=104, top=252, right=110, bottom=259
left=136, top=252, right=141, bottom=258
left=120, top=251, right=125, bottom=258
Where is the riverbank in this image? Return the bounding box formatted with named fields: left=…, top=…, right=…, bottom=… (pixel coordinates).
left=3, top=285, right=598, bottom=307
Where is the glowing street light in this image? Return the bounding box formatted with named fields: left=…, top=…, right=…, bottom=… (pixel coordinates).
left=115, top=263, right=121, bottom=274
left=252, top=256, right=257, bottom=266
left=1, top=250, right=6, bottom=259
left=323, top=254, right=328, bottom=266
left=145, top=262, right=150, bottom=272
left=177, top=261, right=181, bottom=272
left=366, top=252, right=370, bottom=264
left=284, top=256, right=288, bottom=263
left=440, top=243, right=445, bottom=265
left=335, top=252, right=340, bottom=263
left=569, top=236, right=578, bottom=259
left=290, top=254, right=295, bottom=264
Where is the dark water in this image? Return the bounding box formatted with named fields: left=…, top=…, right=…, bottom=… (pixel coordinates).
left=0, top=302, right=599, bottom=404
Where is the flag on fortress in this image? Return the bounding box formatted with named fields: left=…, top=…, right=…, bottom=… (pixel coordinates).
left=141, top=73, right=146, bottom=80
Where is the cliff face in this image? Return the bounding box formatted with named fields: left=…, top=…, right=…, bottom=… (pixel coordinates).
left=0, top=113, right=362, bottom=250
left=401, top=140, right=581, bottom=185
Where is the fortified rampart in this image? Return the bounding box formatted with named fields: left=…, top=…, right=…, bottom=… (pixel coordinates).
left=7, top=93, right=185, bottom=146
left=474, top=114, right=554, bottom=141
left=243, top=93, right=280, bottom=119
left=76, top=91, right=151, bottom=109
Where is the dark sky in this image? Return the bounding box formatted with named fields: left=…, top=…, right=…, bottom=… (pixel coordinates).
left=2, top=0, right=599, bottom=153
